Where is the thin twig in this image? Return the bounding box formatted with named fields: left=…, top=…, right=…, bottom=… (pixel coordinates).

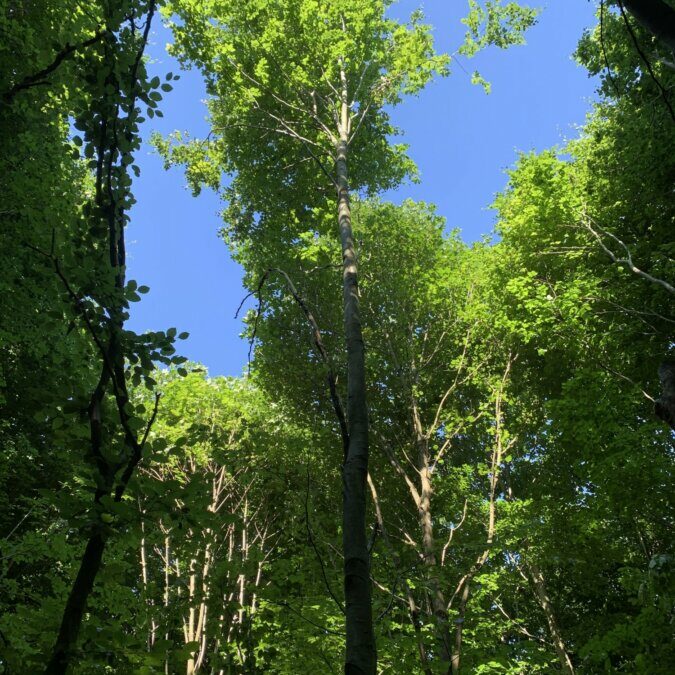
left=618, top=1, right=675, bottom=122
left=236, top=268, right=349, bottom=455
left=304, top=466, right=345, bottom=615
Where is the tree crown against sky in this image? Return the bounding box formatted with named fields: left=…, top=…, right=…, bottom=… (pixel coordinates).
left=155, top=0, right=537, bottom=238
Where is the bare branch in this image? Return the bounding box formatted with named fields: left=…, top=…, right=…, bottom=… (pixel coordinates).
left=226, top=56, right=338, bottom=143
left=304, top=466, right=345, bottom=615
left=2, top=29, right=106, bottom=104
left=440, top=500, right=468, bottom=567
left=491, top=596, right=550, bottom=644
left=582, top=216, right=675, bottom=294
left=377, top=437, right=421, bottom=507
left=237, top=268, right=349, bottom=457
left=426, top=322, right=479, bottom=438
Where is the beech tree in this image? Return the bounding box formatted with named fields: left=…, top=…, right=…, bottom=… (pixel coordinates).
left=1, top=2, right=672, bottom=673
left=157, top=1, right=537, bottom=669
left=158, top=1, right=449, bottom=670
left=2, top=1, right=188, bottom=671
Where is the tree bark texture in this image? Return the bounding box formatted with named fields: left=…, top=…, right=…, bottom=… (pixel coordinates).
left=337, top=100, right=376, bottom=672
left=416, top=435, right=453, bottom=671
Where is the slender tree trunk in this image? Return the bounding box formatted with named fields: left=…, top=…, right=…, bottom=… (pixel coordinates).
left=337, top=63, right=376, bottom=674
left=45, top=371, right=112, bottom=675
left=194, top=538, right=213, bottom=672
left=164, top=535, right=171, bottom=675
left=524, top=560, right=575, bottom=674
left=416, top=437, right=453, bottom=671
left=239, top=499, right=248, bottom=628
left=187, top=553, right=198, bottom=675
left=44, top=529, right=107, bottom=674
left=44, top=6, right=156, bottom=670
left=451, top=579, right=470, bottom=675
left=367, top=475, right=432, bottom=675
left=139, top=515, right=158, bottom=650
left=186, top=533, right=213, bottom=675
left=410, top=389, right=452, bottom=670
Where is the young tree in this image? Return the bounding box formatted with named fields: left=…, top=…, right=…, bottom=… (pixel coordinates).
left=158, top=2, right=449, bottom=669
left=134, top=372, right=299, bottom=674
left=1, top=1, right=190, bottom=671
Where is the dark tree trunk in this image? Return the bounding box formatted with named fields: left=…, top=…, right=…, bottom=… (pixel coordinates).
left=337, top=91, right=376, bottom=671
left=621, top=0, right=675, bottom=53
left=655, top=362, right=675, bottom=429
left=44, top=5, right=157, bottom=670
left=44, top=529, right=107, bottom=674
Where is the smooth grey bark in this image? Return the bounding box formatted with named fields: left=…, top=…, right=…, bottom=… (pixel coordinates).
left=415, top=432, right=453, bottom=671
left=367, top=475, right=433, bottom=675
left=337, top=68, right=376, bottom=673
left=620, top=0, right=675, bottom=53
left=524, top=560, right=575, bottom=675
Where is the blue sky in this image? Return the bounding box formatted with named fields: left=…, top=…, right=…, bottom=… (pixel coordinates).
left=127, top=1, right=599, bottom=377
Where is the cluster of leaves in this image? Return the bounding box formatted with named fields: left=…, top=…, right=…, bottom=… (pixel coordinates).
left=460, top=0, right=538, bottom=92
left=0, top=0, right=193, bottom=670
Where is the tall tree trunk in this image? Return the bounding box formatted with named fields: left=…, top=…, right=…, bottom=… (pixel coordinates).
left=338, top=63, right=376, bottom=675
left=524, top=560, right=575, bottom=674
left=44, top=6, right=156, bottom=671
left=416, top=433, right=452, bottom=671
left=44, top=529, right=107, bottom=674
left=451, top=579, right=472, bottom=675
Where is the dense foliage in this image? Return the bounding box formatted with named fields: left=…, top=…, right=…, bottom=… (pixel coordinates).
left=0, top=1, right=672, bottom=673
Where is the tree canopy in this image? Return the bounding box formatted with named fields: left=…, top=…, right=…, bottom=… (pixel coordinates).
left=0, top=1, right=673, bottom=674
